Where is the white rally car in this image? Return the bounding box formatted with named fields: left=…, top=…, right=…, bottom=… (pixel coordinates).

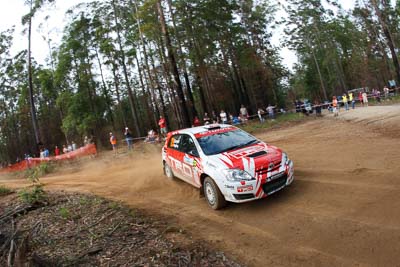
left=162, top=124, right=294, bottom=209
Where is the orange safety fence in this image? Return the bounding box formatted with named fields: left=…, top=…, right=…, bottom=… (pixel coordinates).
left=0, top=144, right=97, bottom=174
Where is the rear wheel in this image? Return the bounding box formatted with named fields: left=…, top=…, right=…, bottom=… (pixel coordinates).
left=203, top=177, right=227, bottom=210
left=164, top=162, right=174, bottom=179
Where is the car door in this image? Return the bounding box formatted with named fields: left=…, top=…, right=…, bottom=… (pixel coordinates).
left=177, top=134, right=201, bottom=187
left=166, top=134, right=186, bottom=179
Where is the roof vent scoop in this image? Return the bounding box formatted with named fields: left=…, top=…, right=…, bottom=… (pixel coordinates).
left=247, top=151, right=267, bottom=158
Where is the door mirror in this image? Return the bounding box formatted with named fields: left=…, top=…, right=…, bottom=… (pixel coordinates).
left=188, top=149, right=199, bottom=158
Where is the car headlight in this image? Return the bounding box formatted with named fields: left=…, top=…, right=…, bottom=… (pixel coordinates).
left=282, top=152, right=290, bottom=165
left=223, top=169, right=255, bottom=182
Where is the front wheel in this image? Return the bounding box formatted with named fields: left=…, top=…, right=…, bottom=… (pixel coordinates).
left=164, top=162, right=174, bottom=179
left=204, top=177, right=227, bottom=210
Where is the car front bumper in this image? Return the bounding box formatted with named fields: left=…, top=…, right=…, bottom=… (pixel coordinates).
left=222, top=160, right=294, bottom=203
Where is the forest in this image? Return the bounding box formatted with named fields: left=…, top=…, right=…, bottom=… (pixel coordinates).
left=0, top=0, right=400, bottom=164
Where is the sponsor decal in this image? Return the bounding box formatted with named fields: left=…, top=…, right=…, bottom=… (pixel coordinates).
left=225, top=185, right=234, bottom=189
left=237, top=185, right=253, bottom=193
left=183, top=154, right=193, bottom=165
left=194, top=127, right=236, bottom=138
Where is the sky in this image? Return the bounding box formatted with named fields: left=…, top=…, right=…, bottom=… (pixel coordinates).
left=0, top=0, right=356, bottom=70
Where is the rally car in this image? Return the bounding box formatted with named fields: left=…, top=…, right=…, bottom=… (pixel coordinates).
left=162, top=124, right=294, bottom=210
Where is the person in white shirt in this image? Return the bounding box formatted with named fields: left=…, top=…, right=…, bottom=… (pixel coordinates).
left=220, top=110, right=228, bottom=124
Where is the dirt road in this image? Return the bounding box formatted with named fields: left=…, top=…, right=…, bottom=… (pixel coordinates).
left=2, top=105, right=400, bottom=266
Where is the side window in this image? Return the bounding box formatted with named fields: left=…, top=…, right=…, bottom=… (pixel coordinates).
left=168, top=135, right=181, bottom=150
left=179, top=135, right=199, bottom=157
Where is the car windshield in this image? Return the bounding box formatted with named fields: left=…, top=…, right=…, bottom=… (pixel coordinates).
left=197, top=129, right=258, bottom=155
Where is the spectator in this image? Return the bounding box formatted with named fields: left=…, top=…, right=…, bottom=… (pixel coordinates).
left=362, top=91, right=368, bottom=107
left=109, top=132, right=117, bottom=154
left=72, top=141, right=77, bottom=151
left=158, top=116, right=167, bottom=138
left=55, top=146, right=60, bottom=156
left=348, top=92, right=355, bottom=109
left=203, top=112, right=211, bottom=125
left=211, top=110, right=219, bottom=123
left=332, top=96, right=339, bottom=117
left=43, top=148, right=50, bottom=158
left=220, top=110, right=228, bottom=124
left=193, top=116, right=201, bottom=127
left=342, top=93, right=349, bottom=111
left=257, top=108, right=265, bottom=123
left=232, top=116, right=241, bottom=125
left=67, top=143, right=73, bottom=152
left=145, top=129, right=159, bottom=143
left=84, top=136, right=89, bottom=146
left=266, top=104, right=276, bottom=120
left=358, top=91, right=363, bottom=106
left=62, top=145, right=68, bottom=154
left=124, top=127, right=133, bottom=150
left=314, top=101, right=322, bottom=117
left=239, top=104, right=248, bottom=123
left=375, top=89, right=381, bottom=103
left=383, top=86, right=390, bottom=99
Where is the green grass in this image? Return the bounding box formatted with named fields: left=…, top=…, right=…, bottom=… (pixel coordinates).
left=0, top=185, right=12, bottom=196
left=239, top=112, right=306, bottom=134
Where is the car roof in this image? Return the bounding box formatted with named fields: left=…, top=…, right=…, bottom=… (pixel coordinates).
left=169, top=124, right=236, bottom=136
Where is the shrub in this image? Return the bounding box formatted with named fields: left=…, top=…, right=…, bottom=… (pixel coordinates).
left=18, top=184, right=46, bottom=205
left=0, top=185, right=12, bottom=196
left=59, top=207, right=71, bottom=220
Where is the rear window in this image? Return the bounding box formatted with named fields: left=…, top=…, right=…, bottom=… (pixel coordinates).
left=197, top=129, right=258, bottom=155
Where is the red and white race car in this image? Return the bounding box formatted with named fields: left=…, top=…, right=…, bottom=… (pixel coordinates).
left=162, top=124, right=294, bottom=210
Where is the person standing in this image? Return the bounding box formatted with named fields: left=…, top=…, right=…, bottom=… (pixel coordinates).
left=239, top=104, right=248, bottom=123
left=124, top=127, right=133, bottom=150
left=348, top=92, right=355, bottom=109
left=55, top=146, right=60, bottom=156
left=203, top=112, right=211, bottom=125
left=358, top=91, right=363, bottom=106
left=266, top=104, right=276, bottom=120
left=332, top=96, right=339, bottom=117
left=220, top=110, right=228, bottom=124
left=72, top=141, right=77, bottom=151
left=158, top=116, right=167, bottom=138
left=362, top=91, right=368, bottom=107
left=109, top=132, right=117, bottom=154
left=257, top=108, right=265, bottom=123
left=383, top=86, right=389, bottom=99
left=193, top=116, right=201, bottom=127
left=63, top=145, right=68, bottom=154
left=342, top=93, right=349, bottom=111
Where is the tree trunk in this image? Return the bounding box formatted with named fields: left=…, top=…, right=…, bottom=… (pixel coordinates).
left=156, top=0, right=190, bottom=128
left=27, top=1, right=41, bottom=151
left=112, top=0, right=141, bottom=136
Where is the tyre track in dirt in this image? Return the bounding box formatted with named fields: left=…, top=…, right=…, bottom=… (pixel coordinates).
left=2, top=105, right=400, bottom=266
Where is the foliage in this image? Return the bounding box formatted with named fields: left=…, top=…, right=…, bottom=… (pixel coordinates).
left=25, top=162, right=55, bottom=182
left=0, top=185, right=12, bottom=196
left=59, top=207, right=71, bottom=219
left=18, top=184, right=46, bottom=205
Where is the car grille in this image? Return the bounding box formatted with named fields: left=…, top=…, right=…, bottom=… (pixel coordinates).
left=262, top=174, right=287, bottom=195
left=233, top=193, right=255, bottom=200
left=256, top=160, right=282, bottom=175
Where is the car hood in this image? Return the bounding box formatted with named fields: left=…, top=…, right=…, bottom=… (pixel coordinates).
left=208, top=142, right=283, bottom=178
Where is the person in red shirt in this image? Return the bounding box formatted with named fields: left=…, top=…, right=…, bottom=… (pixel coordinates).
left=193, top=116, right=201, bottom=127
left=55, top=146, right=60, bottom=156
left=158, top=116, right=167, bottom=137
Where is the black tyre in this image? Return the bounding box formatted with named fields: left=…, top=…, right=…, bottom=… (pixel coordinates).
left=164, top=162, right=174, bottom=179
left=203, top=177, right=227, bottom=210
